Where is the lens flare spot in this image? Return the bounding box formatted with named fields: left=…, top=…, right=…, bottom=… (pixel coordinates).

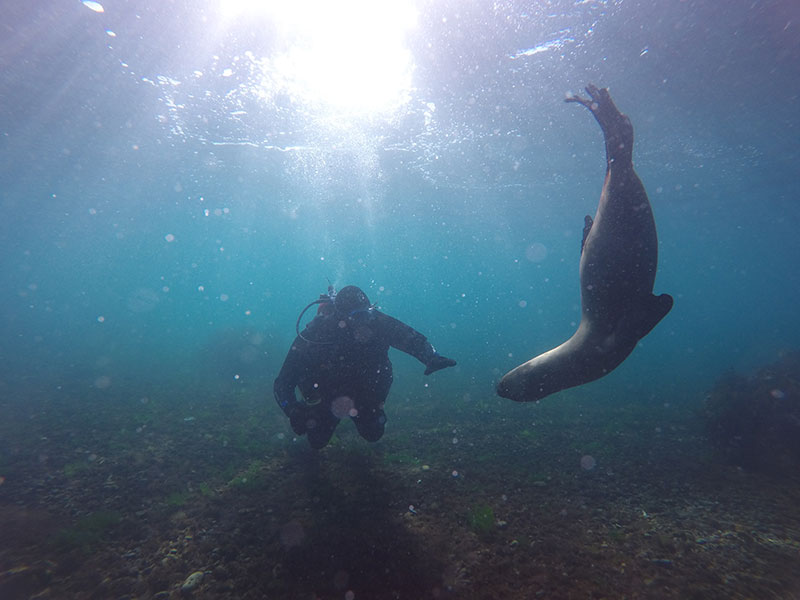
left=94, top=376, right=112, bottom=389
left=525, top=242, right=548, bottom=262
left=82, top=1, right=104, bottom=13
left=331, top=396, right=354, bottom=419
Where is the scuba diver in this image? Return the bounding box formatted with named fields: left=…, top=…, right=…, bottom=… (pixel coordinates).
left=274, top=285, right=456, bottom=449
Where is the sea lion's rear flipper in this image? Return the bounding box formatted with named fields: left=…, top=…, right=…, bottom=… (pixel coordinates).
left=628, top=293, right=674, bottom=340
left=581, top=215, right=593, bottom=254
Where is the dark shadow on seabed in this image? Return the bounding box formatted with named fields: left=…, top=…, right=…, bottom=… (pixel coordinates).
left=277, top=448, right=446, bottom=598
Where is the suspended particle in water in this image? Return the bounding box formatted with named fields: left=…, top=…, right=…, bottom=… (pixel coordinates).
left=164, top=233, right=175, bottom=242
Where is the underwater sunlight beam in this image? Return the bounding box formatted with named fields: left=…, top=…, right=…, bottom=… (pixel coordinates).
left=213, top=0, right=418, bottom=119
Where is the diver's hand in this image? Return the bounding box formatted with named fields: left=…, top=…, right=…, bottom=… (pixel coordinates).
left=424, top=355, right=456, bottom=375
left=288, top=406, right=309, bottom=435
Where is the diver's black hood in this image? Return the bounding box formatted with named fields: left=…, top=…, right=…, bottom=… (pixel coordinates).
left=334, top=285, right=370, bottom=316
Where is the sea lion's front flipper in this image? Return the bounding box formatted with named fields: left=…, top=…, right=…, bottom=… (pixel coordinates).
left=566, top=84, right=633, bottom=165
left=581, top=215, right=593, bottom=254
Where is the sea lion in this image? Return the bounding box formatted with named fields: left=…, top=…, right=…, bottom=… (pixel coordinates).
left=497, top=84, right=673, bottom=403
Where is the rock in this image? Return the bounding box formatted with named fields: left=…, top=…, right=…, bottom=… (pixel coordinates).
left=180, top=571, right=204, bottom=594
left=212, top=565, right=229, bottom=581
left=0, top=565, right=48, bottom=599
left=651, top=558, right=673, bottom=567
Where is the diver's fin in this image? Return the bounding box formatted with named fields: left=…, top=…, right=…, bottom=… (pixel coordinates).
left=581, top=215, right=594, bottom=254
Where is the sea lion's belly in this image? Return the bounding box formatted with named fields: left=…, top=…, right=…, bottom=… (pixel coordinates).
left=580, top=172, right=658, bottom=320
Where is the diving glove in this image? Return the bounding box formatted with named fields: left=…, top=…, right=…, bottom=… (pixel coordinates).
left=424, top=354, right=456, bottom=375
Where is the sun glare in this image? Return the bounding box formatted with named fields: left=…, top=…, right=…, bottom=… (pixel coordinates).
left=215, top=0, right=418, bottom=118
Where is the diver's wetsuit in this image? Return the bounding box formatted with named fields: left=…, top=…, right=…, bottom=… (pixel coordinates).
left=274, top=308, right=440, bottom=449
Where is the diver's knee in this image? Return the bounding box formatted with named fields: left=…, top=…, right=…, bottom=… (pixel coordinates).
left=306, top=417, right=337, bottom=449
left=356, top=410, right=386, bottom=442
left=307, top=431, right=334, bottom=449
left=359, top=426, right=385, bottom=442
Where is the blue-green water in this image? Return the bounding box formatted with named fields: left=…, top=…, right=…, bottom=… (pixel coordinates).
left=2, top=2, right=800, bottom=596
left=2, top=1, right=798, bottom=406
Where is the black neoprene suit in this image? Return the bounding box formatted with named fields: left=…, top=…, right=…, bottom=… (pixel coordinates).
left=274, top=308, right=438, bottom=448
